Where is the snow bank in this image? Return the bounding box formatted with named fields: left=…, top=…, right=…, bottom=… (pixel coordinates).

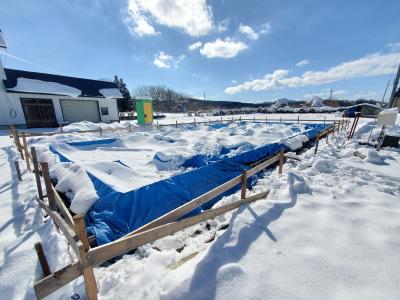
left=8, top=77, right=82, bottom=97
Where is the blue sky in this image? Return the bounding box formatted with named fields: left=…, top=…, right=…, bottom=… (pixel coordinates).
left=1, top=0, right=400, bottom=102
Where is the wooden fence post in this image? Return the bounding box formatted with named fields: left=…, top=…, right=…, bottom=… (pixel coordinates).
left=324, top=116, right=326, bottom=124
left=99, top=127, right=102, bottom=137
left=278, top=148, right=284, bottom=174
left=15, top=161, right=22, bottom=181
left=34, top=242, right=51, bottom=277
left=73, top=215, right=98, bottom=300
left=60, top=125, right=63, bottom=133
left=297, top=116, right=300, bottom=124
left=22, top=132, right=31, bottom=172
left=40, top=162, right=57, bottom=212
left=31, top=147, right=44, bottom=200
left=11, top=126, right=23, bottom=159
left=314, top=137, right=320, bottom=154
left=175, top=120, right=178, bottom=128
left=240, top=171, right=247, bottom=199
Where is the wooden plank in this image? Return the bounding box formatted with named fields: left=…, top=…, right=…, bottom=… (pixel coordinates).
left=22, top=132, right=31, bottom=171
left=246, top=154, right=280, bottom=177
left=40, top=162, right=57, bottom=211
left=14, top=161, right=22, bottom=182
left=89, top=190, right=270, bottom=266
left=34, top=242, right=51, bottom=277
left=34, top=262, right=82, bottom=300
left=73, top=215, right=98, bottom=300
left=51, top=185, right=74, bottom=227
left=37, top=199, right=80, bottom=256
left=31, top=147, right=44, bottom=200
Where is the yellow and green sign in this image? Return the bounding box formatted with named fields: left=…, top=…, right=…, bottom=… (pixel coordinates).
left=135, top=97, right=153, bottom=124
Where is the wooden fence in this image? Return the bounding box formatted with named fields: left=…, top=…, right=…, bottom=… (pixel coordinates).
left=13, top=115, right=345, bottom=138
left=8, top=117, right=349, bottom=299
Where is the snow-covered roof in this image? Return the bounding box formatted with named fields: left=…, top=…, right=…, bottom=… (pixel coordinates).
left=3, top=68, right=122, bottom=98
left=99, top=88, right=123, bottom=99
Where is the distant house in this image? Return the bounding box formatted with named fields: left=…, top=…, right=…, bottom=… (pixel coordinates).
left=343, top=103, right=382, bottom=118
left=0, top=60, right=122, bottom=128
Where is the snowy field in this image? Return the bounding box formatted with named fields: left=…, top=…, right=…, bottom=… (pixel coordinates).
left=0, top=113, right=399, bottom=299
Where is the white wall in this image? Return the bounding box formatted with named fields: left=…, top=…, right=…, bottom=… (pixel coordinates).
left=0, top=91, right=119, bottom=126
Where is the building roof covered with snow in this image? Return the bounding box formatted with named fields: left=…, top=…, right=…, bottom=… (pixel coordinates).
left=3, top=68, right=122, bottom=98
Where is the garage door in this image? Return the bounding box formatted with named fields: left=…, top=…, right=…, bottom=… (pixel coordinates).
left=61, top=100, right=100, bottom=123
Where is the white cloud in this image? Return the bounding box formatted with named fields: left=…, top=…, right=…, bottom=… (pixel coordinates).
left=188, top=41, right=202, bottom=51
left=153, top=51, right=184, bottom=68
left=125, top=0, right=213, bottom=37
left=225, top=51, right=400, bottom=94
left=199, top=38, right=248, bottom=58
left=239, top=23, right=271, bottom=40
left=296, top=59, right=310, bottom=67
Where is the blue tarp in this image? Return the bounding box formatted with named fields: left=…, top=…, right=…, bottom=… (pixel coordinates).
left=50, top=122, right=330, bottom=245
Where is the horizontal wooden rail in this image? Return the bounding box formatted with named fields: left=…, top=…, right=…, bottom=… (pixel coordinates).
left=37, top=199, right=81, bottom=257
left=34, top=262, right=82, bottom=299
left=124, top=153, right=280, bottom=238
left=88, top=190, right=269, bottom=267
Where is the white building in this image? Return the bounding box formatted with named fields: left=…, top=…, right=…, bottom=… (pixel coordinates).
left=0, top=58, right=121, bottom=128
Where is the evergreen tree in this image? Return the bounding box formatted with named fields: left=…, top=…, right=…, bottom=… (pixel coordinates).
left=114, top=75, right=133, bottom=112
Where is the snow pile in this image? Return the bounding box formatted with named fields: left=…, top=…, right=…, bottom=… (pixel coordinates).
left=307, top=96, right=324, bottom=107
left=99, top=88, right=122, bottom=99
left=62, top=120, right=138, bottom=133
left=365, top=149, right=387, bottom=165
left=8, top=77, right=82, bottom=97
left=50, top=162, right=99, bottom=214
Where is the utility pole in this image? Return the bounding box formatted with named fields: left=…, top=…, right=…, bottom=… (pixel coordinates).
left=380, top=80, right=390, bottom=106
left=388, top=62, right=400, bottom=108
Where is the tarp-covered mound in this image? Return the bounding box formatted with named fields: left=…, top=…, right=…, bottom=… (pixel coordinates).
left=49, top=123, right=330, bottom=245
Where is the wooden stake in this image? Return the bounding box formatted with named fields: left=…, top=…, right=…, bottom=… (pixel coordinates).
left=31, top=147, right=44, bottom=200
left=240, top=171, right=247, bottom=199
left=15, top=161, right=22, bottom=181
left=11, top=126, right=24, bottom=159
left=314, top=137, right=320, bottom=154
left=99, top=127, right=102, bottom=137
left=324, top=116, right=326, bottom=124
left=175, top=120, right=178, bottom=128
left=278, top=148, right=284, bottom=174
left=22, top=132, right=31, bottom=172
left=297, top=116, right=300, bottom=124
left=60, top=125, right=63, bottom=133
left=34, top=242, right=51, bottom=277
left=73, top=215, right=98, bottom=300
left=41, top=162, right=56, bottom=212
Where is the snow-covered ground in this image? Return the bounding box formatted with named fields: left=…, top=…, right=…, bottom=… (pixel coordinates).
left=0, top=113, right=399, bottom=300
